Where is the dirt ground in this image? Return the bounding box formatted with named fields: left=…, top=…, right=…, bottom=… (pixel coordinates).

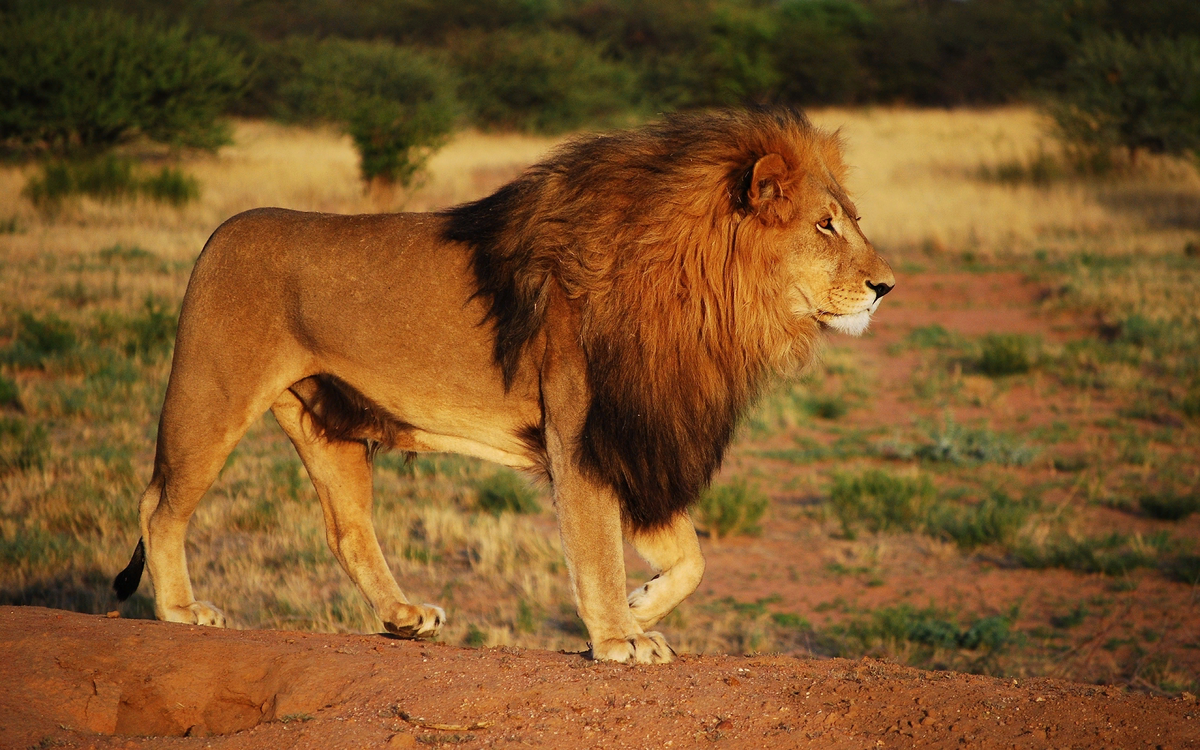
left=3, top=607, right=1196, bottom=749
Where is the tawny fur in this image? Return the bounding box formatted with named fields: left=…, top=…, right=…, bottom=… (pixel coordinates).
left=114, top=107, right=894, bottom=665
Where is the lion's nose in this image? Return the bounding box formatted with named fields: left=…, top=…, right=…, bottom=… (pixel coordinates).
left=866, top=280, right=893, bottom=299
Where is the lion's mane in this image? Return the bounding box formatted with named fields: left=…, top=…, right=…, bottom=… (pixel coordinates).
left=443, top=108, right=845, bottom=530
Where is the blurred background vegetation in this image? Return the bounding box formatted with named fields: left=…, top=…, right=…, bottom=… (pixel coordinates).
left=2, top=0, right=1199, bottom=190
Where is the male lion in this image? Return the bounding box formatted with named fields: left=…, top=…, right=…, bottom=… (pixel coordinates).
left=114, top=107, right=894, bottom=663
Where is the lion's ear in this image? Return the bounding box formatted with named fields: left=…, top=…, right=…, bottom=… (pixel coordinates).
left=747, top=153, right=789, bottom=211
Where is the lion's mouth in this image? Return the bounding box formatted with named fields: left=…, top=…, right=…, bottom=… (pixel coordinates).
left=816, top=304, right=879, bottom=337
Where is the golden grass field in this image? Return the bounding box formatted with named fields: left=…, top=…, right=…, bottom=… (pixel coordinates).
left=2, top=107, right=1198, bottom=690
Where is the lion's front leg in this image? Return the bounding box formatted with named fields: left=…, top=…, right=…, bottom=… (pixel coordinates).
left=552, top=469, right=676, bottom=664
left=626, top=511, right=705, bottom=628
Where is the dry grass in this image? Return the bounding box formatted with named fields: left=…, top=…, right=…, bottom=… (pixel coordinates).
left=809, top=107, right=1200, bottom=259
left=2, top=109, right=1199, bottom=685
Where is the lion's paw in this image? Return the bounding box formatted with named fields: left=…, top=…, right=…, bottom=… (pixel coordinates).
left=627, top=579, right=662, bottom=626
left=590, top=631, right=675, bottom=664
left=383, top=603, right=445, bottom=639
left=161, top=601, right=226, bottom=627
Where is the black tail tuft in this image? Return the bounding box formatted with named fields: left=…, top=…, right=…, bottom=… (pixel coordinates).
left=112, top=538, right=145, bottom=602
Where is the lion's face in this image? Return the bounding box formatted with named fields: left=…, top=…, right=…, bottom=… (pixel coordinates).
left=782, top=172, right=895, bottom=337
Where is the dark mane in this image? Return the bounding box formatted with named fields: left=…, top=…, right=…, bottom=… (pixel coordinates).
left=441, top=107, right=837, bottom=529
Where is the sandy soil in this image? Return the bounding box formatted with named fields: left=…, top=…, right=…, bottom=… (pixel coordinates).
left=3, top=607, right=1196, bottom=749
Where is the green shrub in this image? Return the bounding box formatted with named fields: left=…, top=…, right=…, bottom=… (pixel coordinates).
left=2, top=312, right=76, bottom=369
left=263, top=38, right=457, bottom=184
left=1014, top=531, right=1168, bottom=576
left=0, top=8, right=244, bottom=153
left=24, top=156, right=200, bottom=207
left=977, top=334, right=1034, bottom=376
left=0, top=375, right=18, bottom=410
left=828, top=469, right=933, bottom=539
left=475, top=470, right=540, bottom=515
left=140, top=167, right=200, bottom=205
left=348, top=96, right=452, bottom=185
left=692, top=479, right=769, bottom=542
left=915, top=416, right=1037, bottom=466
left=451, top=28, right=639, bottom=133
left=0, top=416, right=49, bottom=476
left=1139, top=492, right=1199, bottom=521
left=926, top=491, right=1032, bottom=550
left=1047, top=34, right=1200, bottom=167
left=123, top=297, right=178, bottom=360
left=825, top=604, right=1020, bottom=668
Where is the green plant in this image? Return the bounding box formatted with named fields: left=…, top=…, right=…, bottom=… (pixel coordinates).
left=2, top=312, right=76, bottom=368
left=263, top=38, right=457, bottom=185
left=692, top=479, right=769, bottom=542
left=977, top=333, right=1034, bottom=376
left=0, top=8, right=244, bottom=152
left=1047, top=34, right=1200, bottom=167
left=0, top=416, right=49, bottom=476
left=0, top=375, right=19, bottom=410
left=823, top=604, right=1021, bottom=671
left=926, top=491, right=1032, bottom=550
left=474, top=470, right=540, bottom=515
left=123, top=297, right=178, bottom=360
left=140, top=167, right=200, bottom=205
left=1139, top=492, right=1199, bottom=521
left=1013, top=531, right=1168, bottom=576
left=828, top=469, right=933, bottom=539
left=23, top=156, right=201, bottom=208
left=451, top=28, right=638, bottom=133
left=914, top=415, right=1037, bottom=466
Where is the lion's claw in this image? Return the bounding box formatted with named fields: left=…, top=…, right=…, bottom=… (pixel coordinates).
left=589, top=631, right=675, bottom=664
left=383, top=603, right=445, bottom=639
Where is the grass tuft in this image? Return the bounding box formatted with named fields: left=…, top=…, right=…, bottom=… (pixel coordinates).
left=474, top=470, right=540, bottom=515
left=977, top=334, right=1035, bottom=377
left=692, top=479, right=769, bottom=542
left=927, top=491, right=1033, bottom=550
left=828, top=469, right=933, bottom=539
left=0, top=416, right=49, bottom=475
left=24, top=156, right=200, bottom=208
left=1139, top=492, right=1199, bottom=521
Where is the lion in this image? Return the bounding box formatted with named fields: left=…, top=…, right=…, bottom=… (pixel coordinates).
left=113, top=107, right=894, bottom=663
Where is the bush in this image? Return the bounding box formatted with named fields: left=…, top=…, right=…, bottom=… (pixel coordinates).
left=1014, top=531, right=1168, bottom=576
left=123, top=297, right=178, bottom=360
left=475, top=470, right=540, bottom=515
left=1048, top=34, right=1200, bottom=167
left=262, top=38, right=457, bottom=184
left=914, top=416, right=1037, bottom=466
left=2, top=312, right=76, bottom=369
left=23, top=156, right=200, bottom=207
left=0, top=416, right=49, bottom=476
left=828, top=469, right=933, bottom=539
left=1139, top=492, right=1199, bottom=521
left=451, top=28, right=639, bottom=133
left=926, top=491, right=1032, bottom=550
left=977, top=334, right=1034, bottom=377
left=0, top=8, right=245, bottom=152
left=692, top=479, right=768, bottom=542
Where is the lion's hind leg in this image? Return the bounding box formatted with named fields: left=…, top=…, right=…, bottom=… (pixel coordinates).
left=626, top=511, right=705, bottom=628
left=271, top=388, right=444, bottom=639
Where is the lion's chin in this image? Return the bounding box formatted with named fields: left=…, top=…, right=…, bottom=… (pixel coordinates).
left=822, top=310, right=873, bottom=336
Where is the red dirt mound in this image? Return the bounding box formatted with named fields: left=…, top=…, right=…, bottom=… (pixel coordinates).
left=2, top=607, right=1195, bottom=749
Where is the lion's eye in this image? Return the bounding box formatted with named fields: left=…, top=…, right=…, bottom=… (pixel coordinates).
left=817, top=217, right=836, bottom=235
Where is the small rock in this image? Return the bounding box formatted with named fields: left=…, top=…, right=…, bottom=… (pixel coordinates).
left=106, top=611, right=120, bottom=619
left=387, top=733, right=418, bottom=748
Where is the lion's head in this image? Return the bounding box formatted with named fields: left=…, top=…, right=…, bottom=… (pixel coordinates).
left=444, top=107, right=893, bottom=529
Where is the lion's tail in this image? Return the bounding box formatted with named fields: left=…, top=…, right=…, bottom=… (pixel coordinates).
left=112, top=538, right=146, bottom=602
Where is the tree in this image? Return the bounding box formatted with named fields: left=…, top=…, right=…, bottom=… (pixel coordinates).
left=0, top=8, right=246, bottom=153
left=1049, top=34, right=1200, bottom=166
